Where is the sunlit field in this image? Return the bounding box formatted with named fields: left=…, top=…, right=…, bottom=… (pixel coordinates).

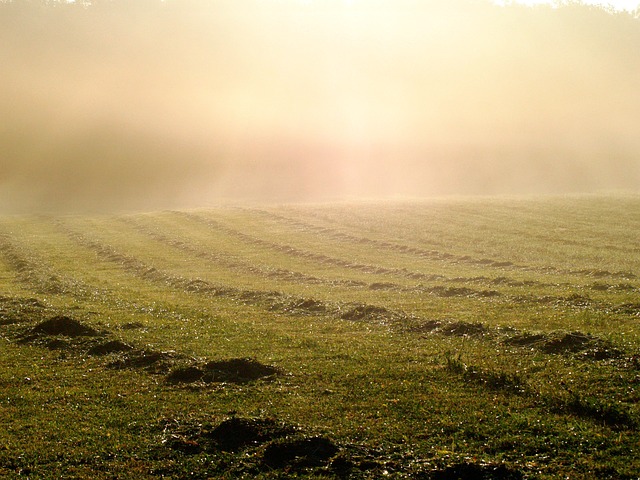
left=1, top=195, right=638, bottom=478
left=1, top=3, right=639, bottom=476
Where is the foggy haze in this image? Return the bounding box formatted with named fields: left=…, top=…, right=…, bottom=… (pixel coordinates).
left=1, top=0, right=639, bottom=212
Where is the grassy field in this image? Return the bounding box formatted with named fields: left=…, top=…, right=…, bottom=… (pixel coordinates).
left=0, top=194, right=639, bottom=479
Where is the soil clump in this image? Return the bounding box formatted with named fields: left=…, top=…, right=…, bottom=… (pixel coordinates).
left=31, top=315, right=99, bottom=337
left=163, top=417, right=296, bottom=454
left=165, top=358, right=281, bottom=385
left=540, top=331, right=622, bottom=359
left=262, top=436, right=339, bottom=469
left=87, top=340, right=133, bottom=356
left=341, top=304, right=392, bottom=322
left=202, top=357, right=280, bottom=383
left=208, top=417, right=296, bottom=452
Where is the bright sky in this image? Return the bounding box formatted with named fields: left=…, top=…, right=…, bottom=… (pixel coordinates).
left=2, top=0, right=640, bottom=211
left=496, top=0, right=640, bottom=10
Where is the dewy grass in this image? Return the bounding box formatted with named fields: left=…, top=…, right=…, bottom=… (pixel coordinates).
left=0, top=195, right=639, bottom=478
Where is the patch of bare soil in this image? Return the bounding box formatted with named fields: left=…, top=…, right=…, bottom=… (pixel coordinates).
left=282, top=298, right=329, bottom=315
left=165, top=366, right=205, bottom=384
left=30, top=315, right=99, bottom=337
left=409, top=319, right=493, bottom=338
left=87, top=340, right=133, bottom=356
left=202, top=358, right=280, bottom=383
left=208, top=417, right=296, bottom=452
left=160, top=415, right=528, bottom=478
left=262, top=436, right=339, bottom=469
left=15, top=315, right=105, bottom=352
left=166, top=358, right=281, bottom=385
left=441, top=321, right=490, bottom=337
left=162, top=417, right=296, bottom=454
left=340, top=304, right=393, bottom=322
left=540, top=332, right=622, bottom=359
left=411, top=319, right=490, bottom=338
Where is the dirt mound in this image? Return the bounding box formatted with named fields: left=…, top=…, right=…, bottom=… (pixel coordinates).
left=262, top=436, right=339, bottom=469
left=108, top=349, right=181, bottom=373
left=164, top=358, right=281, bottom=385
left=341, top=304, right=391, bottom=322
left=165, top=366, right=205, bottom=384
left=87, top=340, right=133, bottom=356
left=431, top=462, right=523, bottom=480
left=284, top=298, right=328, bottom=315
left=504, top=333, right=547, bottom=347
left=184, top=279, right=212, bottom=292
left=31, top=316, right=99, bottom=337
left=538, top=331, right=623, bottom=360
left=541, top=332, right=598, bottom=354
left=163, top=417, right=296, bottom=455
left=408, top=320, right=489, bottom=338
left=44, top=338, right=70, bottom=350
left=408, top=320, right=443, bottom=333
left=207, top=417, right=295, bottom=452
left=440, top=321, right=489, bottom=337
left=202, top=358, right=280, bottom=383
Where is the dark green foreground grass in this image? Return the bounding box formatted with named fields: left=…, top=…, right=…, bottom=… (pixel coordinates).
left=1, top=194, right=639, bottom=478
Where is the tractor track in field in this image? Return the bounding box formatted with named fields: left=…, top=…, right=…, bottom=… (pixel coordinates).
left=4, top=220, right=639, bottom=443
left=55, top=219, right=391, bottom=321
left=118, top=217, right=535, bottom=296
left=245, top=209, right=637, bottom=281
left=170, top=211, right=547, bottom=290
left=170, top=211, right=447, bottom=283
left=0, top=225, right=203, bottom=323
left=243, top=207, right=523, bottom=267
left=172, top=212, right=640, bottom=303
left=0, top=230, right=100, bottom=298
left=117, top=216, right=365, bottom=288
left=50, top=221, right=639, bottom=370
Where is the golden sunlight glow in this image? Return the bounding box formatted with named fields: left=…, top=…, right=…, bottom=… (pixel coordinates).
left=0, top=0, right=639, bottom=211
left=494, top=0, right=639, bottom=10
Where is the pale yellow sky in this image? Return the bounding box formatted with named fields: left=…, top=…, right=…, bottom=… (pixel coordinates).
left=1, top=0, right=639, bottom=211
left=495, top=0, right=639, bottom=11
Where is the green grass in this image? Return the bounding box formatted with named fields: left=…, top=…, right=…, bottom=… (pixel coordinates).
left=1, top=194, right=639, bottom=478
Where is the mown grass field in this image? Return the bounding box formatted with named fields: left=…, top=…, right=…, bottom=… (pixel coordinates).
left=0, top=194, right=638, bottom=479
